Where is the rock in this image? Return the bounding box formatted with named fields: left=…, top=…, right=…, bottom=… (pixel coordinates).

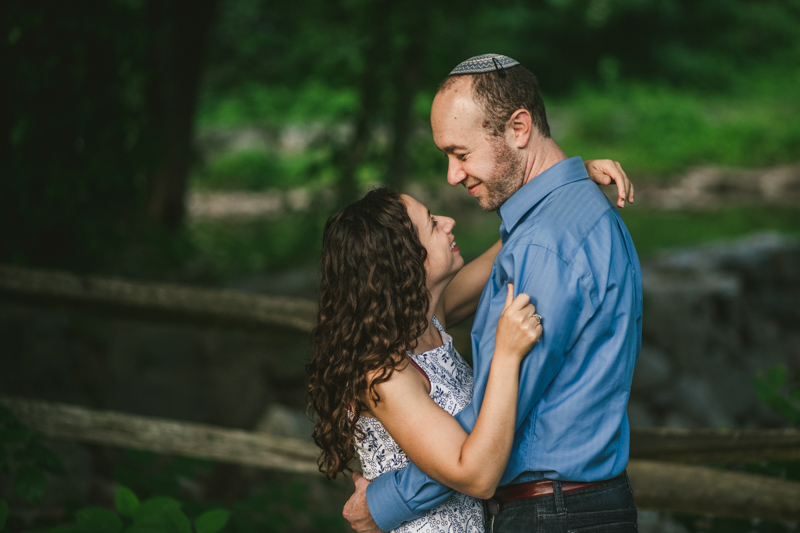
left=637, top=233, right=800, bottom=429
left=649, top=387, right=677, bottom=410
left=636, top=164, right=800, bottom=209
left=671, top=376, right=736, bottom=428
left=255, top=403, right=316, bottom=440
left=637, top=511, right=691, bottom=533
left=703, top=354, right=759, bottom=420
left=642, top=268, right=740, bottom=374
left=632, top=345, right=672, bottom=394
left=663, top=411, right=700, bottom=429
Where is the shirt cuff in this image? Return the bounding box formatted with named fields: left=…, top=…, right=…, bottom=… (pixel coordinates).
left=366, top=472, right=425, bottom=532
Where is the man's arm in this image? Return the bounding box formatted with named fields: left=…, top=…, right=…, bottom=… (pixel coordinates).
left=470, top=245, right=595, bottom=446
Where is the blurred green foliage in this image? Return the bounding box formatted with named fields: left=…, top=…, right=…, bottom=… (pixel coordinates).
left=181, top=214, right=326, bottom=280
left=19, top=485, right=232, bottom=533
left=0, top=404, right=66, bottom=503
left=194, top=149, right=335, bottom=191
left=193, top=71, right=800, bottom=191
left=197, top=83, right=358, bottom=128
left=753, top=364, right=800, bottom=425
left=619, top=207, right=800, bottom=260
left=554, top=72, right=800, bottom=177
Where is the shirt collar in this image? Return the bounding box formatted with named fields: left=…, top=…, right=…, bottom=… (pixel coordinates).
left=498, top=156, right=589, bottom=238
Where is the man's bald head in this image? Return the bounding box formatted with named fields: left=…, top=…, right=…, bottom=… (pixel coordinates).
left=436, top=64, right=551, bottom=139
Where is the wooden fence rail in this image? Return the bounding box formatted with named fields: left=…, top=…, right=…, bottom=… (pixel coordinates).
left=1, top=396, right=320, bottom=475
left=631, top=426, right=800, bottom=463
left=0, top=265, right=317, bottom=333
left=3, top=397, right=800, bottom=521
left=627, top=460, right=800, bottom=521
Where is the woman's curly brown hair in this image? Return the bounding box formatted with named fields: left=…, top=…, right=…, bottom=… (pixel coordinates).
left=307, top=188, right=430, bottom=479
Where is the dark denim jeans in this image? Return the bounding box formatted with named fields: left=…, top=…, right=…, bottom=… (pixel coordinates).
left=488, top=473, right=637, bottom=533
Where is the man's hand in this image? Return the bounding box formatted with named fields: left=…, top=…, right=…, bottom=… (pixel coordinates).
left=584, top=159, right=635, bottom=208
left=342, top=471, right=383, bottom=533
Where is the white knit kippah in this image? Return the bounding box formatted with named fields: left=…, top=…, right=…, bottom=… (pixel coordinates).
left=448, top=54, right=520, bottom=76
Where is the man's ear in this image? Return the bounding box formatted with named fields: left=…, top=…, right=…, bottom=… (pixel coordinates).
left=507, top=109, right=533, bottom=148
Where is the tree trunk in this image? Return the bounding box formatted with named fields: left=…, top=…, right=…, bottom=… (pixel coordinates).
left=335, top=3, right=390, bottom=206
left=145, top=0, right=219, bottom=231
left=337, top=77, right=380, bottom=205
left=385, top=30, right=425, bottom=190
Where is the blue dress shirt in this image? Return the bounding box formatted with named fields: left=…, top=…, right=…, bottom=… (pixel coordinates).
left=366, top=157, right=643, bottom=531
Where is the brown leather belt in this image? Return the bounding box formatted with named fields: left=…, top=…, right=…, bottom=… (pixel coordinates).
left=492, top=472, right=626, bottom=504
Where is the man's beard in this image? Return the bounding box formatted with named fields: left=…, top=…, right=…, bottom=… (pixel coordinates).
left=475, top=138, right=524, bottom=212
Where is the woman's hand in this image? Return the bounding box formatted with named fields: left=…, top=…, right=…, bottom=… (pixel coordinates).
left=495, top=283, right=542, bottom=362
left=584, top=159, right=634, bottom=208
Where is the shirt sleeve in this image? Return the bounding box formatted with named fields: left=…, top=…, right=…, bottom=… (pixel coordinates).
left=492, top=244, right=597, bottom=443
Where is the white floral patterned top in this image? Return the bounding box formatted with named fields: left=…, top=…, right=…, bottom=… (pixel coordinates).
left=354, top=317, right=485, bottom=533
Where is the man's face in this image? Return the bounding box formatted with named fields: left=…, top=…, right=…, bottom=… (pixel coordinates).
left=431, top=79, right=524, bottom=211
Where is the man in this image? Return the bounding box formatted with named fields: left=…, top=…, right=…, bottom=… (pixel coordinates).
left=344, top=54, right=642, bottom=532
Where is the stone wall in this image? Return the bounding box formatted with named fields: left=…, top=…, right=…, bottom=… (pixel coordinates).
left=629, top=232, right=800, bottom=429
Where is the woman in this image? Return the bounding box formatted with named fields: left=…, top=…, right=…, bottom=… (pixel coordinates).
left=307, top=168, right=633, bottom=532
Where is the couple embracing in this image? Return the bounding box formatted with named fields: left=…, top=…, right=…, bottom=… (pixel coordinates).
left=307, top=54, right=642, bottom=533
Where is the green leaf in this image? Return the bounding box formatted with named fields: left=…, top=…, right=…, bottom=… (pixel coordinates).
left=768, top=364, right=788, bottom=388
left=116, top=486, right=140, bottom=517
left=0, top=428, right=34, bottom=444
left=76, top=508, right=123, bottom=533
left=789, top=388, right=800, bottom=403
left=162, top=508, right=190, bottom=533
left=15, top=445, right=67, bottom=474
left=123, top=527, right=162, bottom=533
left=25, top=526, right=79, bottom=533
left=132, top=498, right=182, bottom=528
left=194, top=510, right=230, bottom=533
left=14, top=464, right=47, bottom=502
left=0, top=498, right=9, bottom=531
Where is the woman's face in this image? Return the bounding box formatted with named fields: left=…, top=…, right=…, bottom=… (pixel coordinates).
left=401, top=194, right=464, bottom=288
